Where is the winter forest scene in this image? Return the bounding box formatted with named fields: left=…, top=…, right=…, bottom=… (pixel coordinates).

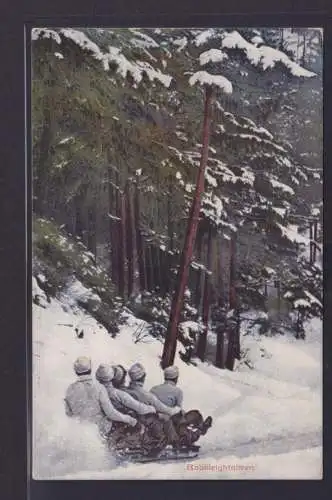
left=31, top=26, right=323, bottom=479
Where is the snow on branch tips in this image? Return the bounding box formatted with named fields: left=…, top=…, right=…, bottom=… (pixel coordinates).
left=58, top=29, right=173, bottom=88
left=32, top=28, right=62, bottom=44
left=251, top=35, right=264, bottom=46
left=259, top=46, right=316, bottom=77
left=189, top=71, right=232, bottom=94
left=128, top=28, right=160, bottom=49
left=199, top=49, right=228, bottom=66
left=221, top=30, right=316, bottom=78
left=60, top=28, right=106, bottom=64
left=221, top=31, right=261, bottom=65
left=194, top=29, right=217, bottom=47
left=106, top=47, right=173, bottom=87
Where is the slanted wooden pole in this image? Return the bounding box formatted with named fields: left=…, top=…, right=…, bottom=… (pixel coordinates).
left=161, top=86, right=214, bottom=368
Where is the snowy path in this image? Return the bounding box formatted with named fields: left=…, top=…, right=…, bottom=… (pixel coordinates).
left=198, top=430, right=321, bottom=460
left=32, top=284, right=322, bottom=479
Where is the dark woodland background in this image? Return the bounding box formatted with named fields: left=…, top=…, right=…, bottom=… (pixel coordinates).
left=31, top=27, right=323, bottom=369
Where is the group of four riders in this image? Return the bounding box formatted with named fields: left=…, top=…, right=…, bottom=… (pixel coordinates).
left=65, top=357, right=213, bottom=455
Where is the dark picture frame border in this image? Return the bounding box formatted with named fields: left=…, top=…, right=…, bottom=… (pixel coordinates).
left=0, top=1, right=330, bottom=499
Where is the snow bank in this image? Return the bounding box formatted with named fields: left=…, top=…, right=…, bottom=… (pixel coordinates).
left=56, top=447, right=322, bottom=480
left=33, top=279, right=322, bottom=479
left=61, top=278, right=101, bottom=307
left=33, top=291, right=240, bottom=478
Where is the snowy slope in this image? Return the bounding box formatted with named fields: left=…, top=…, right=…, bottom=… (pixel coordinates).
left=32, top=280, right=322, bottom=479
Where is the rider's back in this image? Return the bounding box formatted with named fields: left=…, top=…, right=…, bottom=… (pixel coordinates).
left=65, top=375, right=103, bottom=423
left=150, top=381, right=183, bottom=408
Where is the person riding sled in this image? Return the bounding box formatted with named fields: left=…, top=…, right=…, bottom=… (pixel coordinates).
left=151, top=365, right=213, bottom=448
left=124, top=362, right=183, bottom=452
left=64, top=357, right=137, bottom=438
left=95, top=363, right=156, bottom=450
left=112, top=365, right=127, bottom=389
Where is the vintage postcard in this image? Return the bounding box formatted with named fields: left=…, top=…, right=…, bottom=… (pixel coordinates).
left=31, top=26, right=323, bottom=479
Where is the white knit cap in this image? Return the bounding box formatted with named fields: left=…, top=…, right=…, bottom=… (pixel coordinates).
left=74, top=356, right=91, bottom=375
left=164, top=365, right=179, bottom=380
left=128, top=362, right=146, bottom=381
left=95, top=364, right=115, bottom=383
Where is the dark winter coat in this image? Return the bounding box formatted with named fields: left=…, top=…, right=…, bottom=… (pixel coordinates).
left=150, top=380, right=183, bottom=408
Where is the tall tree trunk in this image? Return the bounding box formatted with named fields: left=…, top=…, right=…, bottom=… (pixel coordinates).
left=302, top=31, right=307, bottom=66
left=35, top=106, right=53, bottom=215
left=296, top=32, right=301, bottom=63
left=167, top=177, right=174, bottom=252
left=309, top=221, right=314, bottom=265
left=118, top=190, right=127, bottom=298
left=87, top=202, right=97, bottom=260
left=156, top=247, right=162, bottom=291
left=159, top=247, right=169, bottom=296
left=143, top=240, right=152, bottom=292
left=197, top=224, right=214, bottom=361
left=150, top=244, right=160, bottom=291
left=225, top=323, right=235, bottom=371
left=125, top=182, right=135, bottom=298
left=194, top=223, right=203, bottom=311
left=313, top=220, right=318, bottom=263
left=229, top=234, right=237, bottom=311
left=234, top=309, right=241, bottom=361
left=134, top=184, right=146, bottom=292
left=217, top=236, right=224, bottom=307
left=75, top=192, right=84, bottom=240
left=215, top=326, right=225, bottom=369
left=161, top=86, right=214, bottom=368
left=280, top=28, right=284, bottom=49
left=108, top=167, right=119, bottom=286
left=164, top=250, right=173, bottom=294
left=215, top=236, right=225, bottom=369
left=159, top=249, right=167, bottom=296
left=225, top=234, right=238, bottom=370
left=145, top=243, right=153, bottom=292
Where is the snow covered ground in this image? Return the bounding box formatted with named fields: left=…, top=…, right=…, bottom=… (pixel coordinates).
left=32, top=279, right=322, bottom=480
